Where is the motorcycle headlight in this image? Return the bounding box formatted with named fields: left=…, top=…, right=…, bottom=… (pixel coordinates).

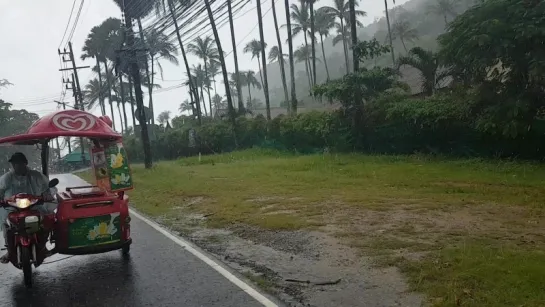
left=9, top=198, right=38, bottom=209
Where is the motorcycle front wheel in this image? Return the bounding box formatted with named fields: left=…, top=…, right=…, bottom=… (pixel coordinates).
left=21, top=246, right=32, bottom=288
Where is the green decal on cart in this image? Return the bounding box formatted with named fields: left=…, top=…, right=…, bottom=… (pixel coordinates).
left=105, top=141, right=133, bottom=192
left=68, top=213, right=121, bottom=248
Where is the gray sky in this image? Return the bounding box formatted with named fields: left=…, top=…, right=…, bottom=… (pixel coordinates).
left=0, top=0, right=409, bottom=132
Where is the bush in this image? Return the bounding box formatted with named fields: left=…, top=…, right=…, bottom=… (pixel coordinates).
left=124, top=93, right=545, bottom=163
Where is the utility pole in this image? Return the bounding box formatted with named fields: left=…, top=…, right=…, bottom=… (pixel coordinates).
left=58, top=42, right=90, bottom=166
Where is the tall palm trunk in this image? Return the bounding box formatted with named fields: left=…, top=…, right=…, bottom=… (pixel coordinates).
left=320, top=34, right=330, bottom=80
left=203, top=61, right=213, bottom=117
left=118, top=74, right=129, bottom=131
left=384, top=0, right=396, bottom=66
left=117, top=103, right=124, bottom=134
left=167, top=0, right=201, bottom=125
left=310, top=1, right=317, bottom=86
left=271, top=0, right=289, bottom=111
left=255, top=0, right=271, bottom=120
left=349, top=0, right=359, bottom=72
left=103, top=61, right=116, bottom=130
left=137, top=18, right=155, bottom=126
left=128, top=75, right=136, bottom=127
left=95, top=57, right=106, bottom=115
left=284, top=0, right=298, bottom=114
left=340, top=18, right=350, bottom=74
left=247, top=85, right=252, bottom=106
left=304, top=59, right=312, bottom=93
left=200, top=85, right=208, bottom=116
left=257, top=58, right=264, bottom=89
left=227, top=0, right=245, bottom=112
left=204, top=0, right=238, bottom=146
left=303, top=33, right=313, bottom=79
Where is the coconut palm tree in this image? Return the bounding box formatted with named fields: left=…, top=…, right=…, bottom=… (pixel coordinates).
left=270, top=0, right=290, bottom=110
left=391, top=19, right=419, bottom=52
left=268, top=46, right=289, bottom=106
left=82, top=78, right=106, bottom=111
left=188, top=36, right=219, bottom=116
left=314, top=7, right=335, bottom=81
left=208, top=61, right=220, bottom=94
left=306, top=0, right=319, bottom=86
left=348, top=0, right=359, bottom=72
left=189, top=65, right=211, bottom=117
left=294, top=45, right=319, bottom=94
left=243, top=70, right=261, bottom=105
left=397, top=47, right=445, bottom=96
left=243, top=40, right=267, bottom=91
left=230, top=72, right=245, bottom=106
left=113, top=0, right=155, bottom=168
left=254, top=0, right=271, bottom=120
left=157, top=111, right=171, bottom=126
left=323, top=0, right=365, bottom=74
left=284, top=0, right=298, bottom=114
left=179, top=99, right=193, bottom=114
left=289, top=1, right=313, bottom=81
left=81, top=28, right=106, bottom=116
left=144, top=28, right=179, bottom=121
left=427, top=0, right=458, bottom=26
left=384, top=0, right=396, bottom=65
left=227, top=0, right=245, bottom=112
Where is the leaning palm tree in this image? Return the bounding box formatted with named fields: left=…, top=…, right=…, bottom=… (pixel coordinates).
left=314, top=7, right=335, bottom=81
left=289, top=1, right=313, bottom=82
left=203, top=0, right=238, bottom=144
left=294, top=45, right=319, bottom=94
left=243, top=39, right=267, bottom=89
left=333, top=23, right=352, bottom=70
left=323, top=0, right=365, bottom=74
left=348, top=0, right=359, bottom=71
left=179, top=99, right=193, bottom=114
left=270, top=0, right=290, bottom=111
left=427, top=0, right=458, bottom=26
left=397, top=47, right=444, bottom=96
left=82, top=78, right=106, bottom=111
left=230, top=72, right=245, bottom=105
left=144, top=28, right=179, bottom=121
left=268, top=46, right=289, bottom=106
left=227, top=0, right=245, bottom=112
left=254, top=0, right=271, bottom=120
left=391, top=19, right=419, bottom=52
left=306, top=0, right=319, bottom=86
left=113, top=0, right=155, bottom=168
left=284, top=0, right=298, bottom=114
left=208, top=61, right=220, bottom=94
left=188, top=36, right=219, bottom=115
left=190, top=65, right=211, bottom=117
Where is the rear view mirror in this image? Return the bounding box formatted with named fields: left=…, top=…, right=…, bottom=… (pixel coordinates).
left=49, top=178, right=59, bottom=188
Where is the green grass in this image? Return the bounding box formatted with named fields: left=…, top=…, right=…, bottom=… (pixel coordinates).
left=79, top=148, right=545, bottom=306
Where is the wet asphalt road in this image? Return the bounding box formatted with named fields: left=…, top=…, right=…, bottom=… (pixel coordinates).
left=0, top=174, right=270, bottom=307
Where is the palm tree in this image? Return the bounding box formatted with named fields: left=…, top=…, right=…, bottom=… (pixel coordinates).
left=208, top=61, right=220, bottom=94
left=203, top=0, right=238, bottom=145
left=188, top=36, right=219, bottom=116
left=270, top=0, right=290, bottom=111
left=255, top=0, right=271, bottom=120
left=243, top=40, right=267, bottom=91
left=397, top=47, right=445, bottom=96
left=81, top=28, right=106, bottom=116
left=284, top=0, right=298, bottom=114
left=323, top=0, right=365, bottom=74
left=289, top=1, right=313, bottom=81
left=190, top=65, right=211, bottom=117
left=268, top=46, right=289, bottom=106
left=391, top=19, right=419, bottom=52
left=384, top=0, right=396, bottom=65
left=113, top=0, right=155, bottom=169
left=427, top=0, right=458, bottom=26
left=82, top=78, right=106, bottom=111
left=211, top=94, right=223, bottom=117
left=294, top=45, right=318, bottom=94
left=230, top=72, right=245, bottom=106
left=307, top=0, right=319, bottom=86
left=227, top=0, right=245, bottom=112
left=348, top=0, right=359, bottom=72
left=157, top=111, right=171, bottom=126
left=314, top=7, right=335, bottom=81
left=179, top=99, right=193, bottom=114
left=163, top=0, right=201, bottom=125
left=243, top=70, right=261, bottom=105
left=144, top=28, right=179, bottom=122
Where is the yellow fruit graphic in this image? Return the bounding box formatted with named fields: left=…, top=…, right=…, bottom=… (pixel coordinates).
left=97, top=222, right=108, bottom=235
left=111, top=152, right=124, bottom=169
left=88, top=230, right=97, bottom=240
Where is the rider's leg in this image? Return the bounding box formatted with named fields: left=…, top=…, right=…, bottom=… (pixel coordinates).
left=0, top=207, right=11, bottom=263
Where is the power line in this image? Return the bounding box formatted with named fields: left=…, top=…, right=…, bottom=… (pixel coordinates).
left=58, top=0, right=78, bottom=48
left=66, top=0, right=85, bottom=46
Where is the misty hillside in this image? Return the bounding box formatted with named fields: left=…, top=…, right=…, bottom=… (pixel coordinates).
left=249, top=0, right=479, bottom=107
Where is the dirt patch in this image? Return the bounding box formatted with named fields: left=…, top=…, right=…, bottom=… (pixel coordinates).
left=163, top=210, right=423, bottom=307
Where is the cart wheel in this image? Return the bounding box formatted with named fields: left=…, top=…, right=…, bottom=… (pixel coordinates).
left=21, top=247, right=33, bottom=288
left=122, top=245, right=130, bottom=257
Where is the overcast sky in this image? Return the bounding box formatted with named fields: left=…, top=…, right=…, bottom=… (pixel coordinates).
left=0, top=0, right=409, bottom=132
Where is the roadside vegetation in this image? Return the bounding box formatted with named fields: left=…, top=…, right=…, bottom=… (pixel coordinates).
left=81, top=148, right=545, bottom=306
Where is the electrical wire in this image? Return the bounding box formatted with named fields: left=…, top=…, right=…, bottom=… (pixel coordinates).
left=58, top=0, right=78, bottom=48
left=65, top=0, right=85, bottom=46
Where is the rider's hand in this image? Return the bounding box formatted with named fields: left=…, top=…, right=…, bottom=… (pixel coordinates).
left=42, top=193, right=54, bottom=202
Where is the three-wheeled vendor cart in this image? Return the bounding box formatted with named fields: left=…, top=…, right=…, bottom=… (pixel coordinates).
left=0, top=110, right=133, bottom=287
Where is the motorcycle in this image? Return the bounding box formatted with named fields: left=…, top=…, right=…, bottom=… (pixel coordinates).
left=1, top=178, right=59, bottom=287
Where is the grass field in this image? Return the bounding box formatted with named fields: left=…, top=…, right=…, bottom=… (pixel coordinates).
left=80, top=149, right=545, bottom=306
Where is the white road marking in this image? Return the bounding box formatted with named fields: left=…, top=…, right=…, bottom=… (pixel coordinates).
left=129, top=209, right=280, bottom=307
